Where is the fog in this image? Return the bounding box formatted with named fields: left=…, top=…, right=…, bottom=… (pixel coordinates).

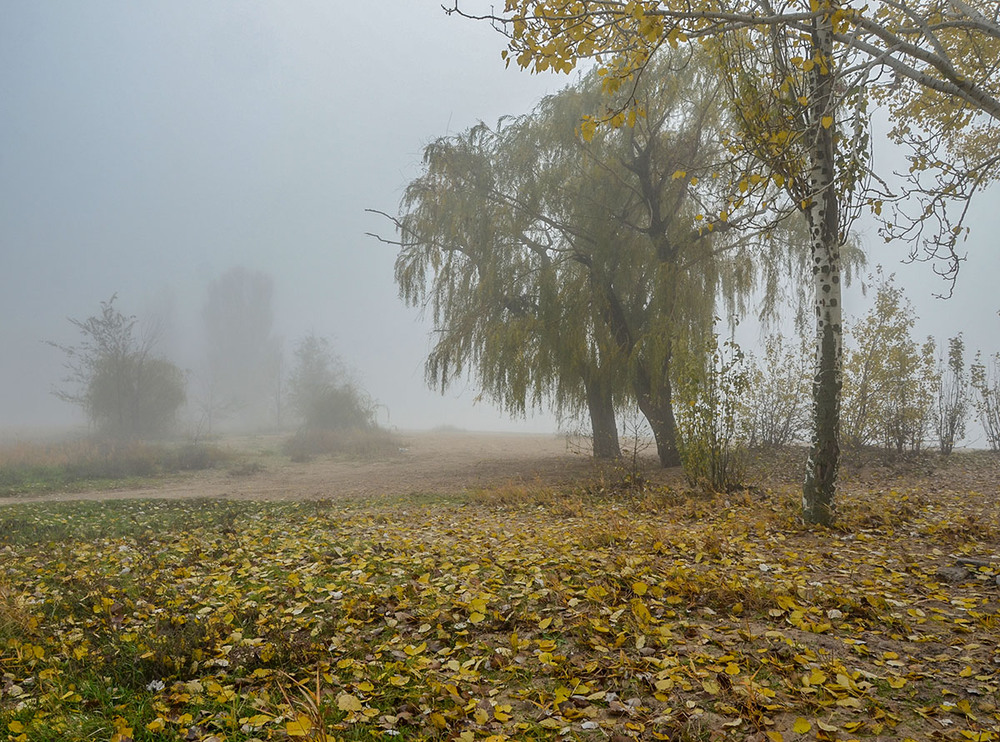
left=2, top=2, right=999, bottom=440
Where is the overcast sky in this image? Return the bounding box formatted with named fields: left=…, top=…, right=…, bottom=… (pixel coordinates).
left=2, top=2, right=998, bottom=438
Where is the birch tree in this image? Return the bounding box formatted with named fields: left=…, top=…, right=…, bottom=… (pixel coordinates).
left=449, top=0, right=1000, bottom=523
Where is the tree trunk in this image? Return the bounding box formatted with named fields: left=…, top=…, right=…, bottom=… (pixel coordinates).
left=801, top=4, right=842, bottom=526
left=585, top=377, right=621, bottom=459
left=633, top=362, right=681, bottom=467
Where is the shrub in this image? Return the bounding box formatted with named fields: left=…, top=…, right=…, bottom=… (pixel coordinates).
left=288, top=334, right=378, bottom=431
left=674, top=331, right=749, bottom=492
left=741, top=332, right=811, bottom=447
left=971, top=351, right=1000, bottom=451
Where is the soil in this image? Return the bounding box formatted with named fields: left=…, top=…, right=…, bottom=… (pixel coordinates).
left=0, top=431, right=623, bottom=506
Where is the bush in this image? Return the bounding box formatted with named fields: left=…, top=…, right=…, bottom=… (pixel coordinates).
left=49, top=295, right=186, bottom=439
left=841, top=272, right=938, bottom=451
left=971, top=351, right=1000, bottom=451
left=674, top=331, right=749, bottom=492
left=741, top=332, right=811, bottom=447
left=288, top=334, right=378, bottom=431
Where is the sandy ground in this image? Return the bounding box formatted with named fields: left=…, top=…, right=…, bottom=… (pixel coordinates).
left=0, top=431, right=608, bottom=506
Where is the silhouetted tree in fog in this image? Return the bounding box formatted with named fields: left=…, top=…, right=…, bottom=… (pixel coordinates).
left=49, top=295, right=185, bottom=439
left=200, top=267, right=282, bottom=432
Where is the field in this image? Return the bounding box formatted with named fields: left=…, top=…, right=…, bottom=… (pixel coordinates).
left=1, top=432, right=999, bottom=741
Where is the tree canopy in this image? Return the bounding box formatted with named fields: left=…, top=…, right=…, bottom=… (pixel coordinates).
left=450, top=0, right=1000, bottom=523
left=384, top=50, right=814, bottom=465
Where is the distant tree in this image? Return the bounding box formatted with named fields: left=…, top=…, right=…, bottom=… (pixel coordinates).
left=935, top=334, right=969, bottom=455
left=200, top=267, right=282, bottom=431
left=49, top=295, right=185, bottom=439
left=288, top=334, right=375, bottom=431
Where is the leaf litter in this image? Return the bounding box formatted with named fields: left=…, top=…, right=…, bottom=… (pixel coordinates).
left=0, top=461, right=998, bottom=741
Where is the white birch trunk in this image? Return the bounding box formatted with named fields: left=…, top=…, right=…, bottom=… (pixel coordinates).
left=802, top=3, right=843, bottom=525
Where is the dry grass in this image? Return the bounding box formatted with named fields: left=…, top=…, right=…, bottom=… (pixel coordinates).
left=0, top=438, right=233, bottom=496
left=282, top=427, right=403, bottom=462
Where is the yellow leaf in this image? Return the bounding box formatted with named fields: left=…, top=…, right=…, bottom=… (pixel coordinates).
left=389, top=674, right=409, bottom=686
left=632, top=582, right=648, bottom=595
left=538, top=617, right=552, bottom=630
left=337, top=693, right=363, bottom=712
left=821, top=116, right=834, bottom=129
left=766, top=732, right=784, bottom=742
left=888, top=676, right=907, bottom=688
left=286, top=715, right=313, bottom=736
left=672, top=170, right=687, bottom=180
left=146, top=718, right=166, bottom=732
left=430, top=712, right=448, bottom=729
left=725, top=663, right=740, bottom=675
left=469, top=612, right=486, bottom=624
left=8, top=722, right=24, bottom=734
left=630, top=598, right=652, bottom=624
left=809, top=669, right=828, bottom=685
left=793, top=717, right=812, bottom=734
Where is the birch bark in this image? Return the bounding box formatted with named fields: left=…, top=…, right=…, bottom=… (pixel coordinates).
left=801, top=3, right=842, bottom=525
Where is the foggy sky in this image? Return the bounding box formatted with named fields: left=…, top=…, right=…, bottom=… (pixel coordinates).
left=2, top=2, right=999, bottom=438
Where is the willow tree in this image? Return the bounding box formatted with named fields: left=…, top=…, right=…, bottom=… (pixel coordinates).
left=450, top=0, right=1000, bottom=524
left=381, top=51, right=808, bottom=465
left=384, top=119, right=627, bottom=458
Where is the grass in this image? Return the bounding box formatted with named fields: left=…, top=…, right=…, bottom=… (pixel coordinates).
left=282, top=427, right=403, bottom=462
left=0, top=439, right=233, bottom=497
left=0, top=454, right=998, bottom=741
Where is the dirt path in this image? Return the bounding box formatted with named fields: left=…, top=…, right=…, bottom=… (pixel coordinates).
left=1, top=431, right=603, bottom=506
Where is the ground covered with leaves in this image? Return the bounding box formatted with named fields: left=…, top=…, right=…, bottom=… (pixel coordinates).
left=1, top=463, right=998, bottom=741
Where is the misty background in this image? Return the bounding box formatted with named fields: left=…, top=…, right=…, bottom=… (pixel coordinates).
left=3, top=1, right=999, bottom=439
